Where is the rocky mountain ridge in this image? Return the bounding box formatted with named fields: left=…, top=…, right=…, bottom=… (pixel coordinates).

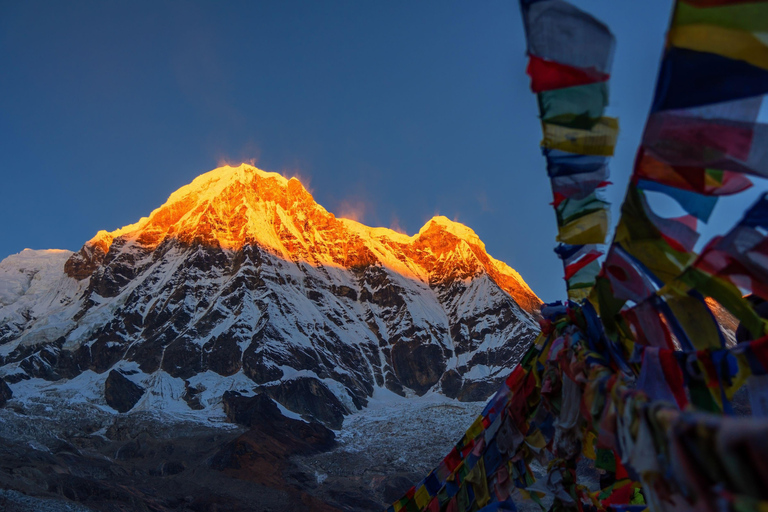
left=0, top=164, right=541, bottom=429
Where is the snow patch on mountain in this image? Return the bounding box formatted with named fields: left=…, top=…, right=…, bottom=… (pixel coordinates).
left=0, top=249, right=85, bottom=356
left=0, top=249, right=74, bottom=306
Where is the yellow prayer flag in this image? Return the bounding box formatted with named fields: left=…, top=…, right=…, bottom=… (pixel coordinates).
left=568, top=287, right=592, bottom=301
left=612, top=239, right=693, bottom=286
left=466, top=459, right=491, bottom=508
left=524, top=429, right=547, bottom=452
left=556, top=209, right=609, bottom=245
left=465, top=416, right=485, bottom=442
left=583, top=430, right=597, bottom=460
left=669, top=24, right=768, bottom=71
left=662, top=290, right=723, bottom=350
left=414, top=485, right=431, bottom=509
left=541, top=117, right=619, bottom=156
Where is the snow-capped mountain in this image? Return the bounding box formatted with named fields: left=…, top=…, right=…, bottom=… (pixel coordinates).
left=0, top=164, right=540, bottom=428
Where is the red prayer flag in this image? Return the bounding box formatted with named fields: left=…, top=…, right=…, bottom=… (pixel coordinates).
left=444, top=448, right=462, bottom=472
left=644, top=111, right=755, bottom=163
left=526, top=55, right=609, bottom=93
left=564, top=249, right=602, bottom=280
left=659, top=349, right=689, bottom=408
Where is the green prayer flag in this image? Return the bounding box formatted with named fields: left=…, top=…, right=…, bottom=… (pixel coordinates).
left=556, top=191, right=610, bottom=226
left=538, top=82, right=609, bottom=129
left=596, top=448, right=616, bottom=473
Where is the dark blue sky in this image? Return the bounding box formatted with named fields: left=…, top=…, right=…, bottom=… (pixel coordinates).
left=2, top=1, right=763, bottom=302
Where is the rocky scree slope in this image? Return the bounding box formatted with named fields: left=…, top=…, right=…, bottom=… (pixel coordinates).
left=0, top=164, right=541, bottom=429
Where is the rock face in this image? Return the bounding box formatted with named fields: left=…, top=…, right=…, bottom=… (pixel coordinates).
left=0, top=377, right=11, bottom=408
left=104, top=370, right=145, bottom=413
left=0, top=164, right=541, bottom=427
left=223, top=391, right=280, bottom=427
left=220, top=391, right=336, bottom=453
left=263, top=377, right=349, bottom=429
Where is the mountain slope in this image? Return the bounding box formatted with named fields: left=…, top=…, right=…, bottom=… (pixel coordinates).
left=0, top=164, right=541, bottom=428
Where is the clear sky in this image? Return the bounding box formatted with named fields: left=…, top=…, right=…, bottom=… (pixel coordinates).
left=2, top=1, right=765, bottom=303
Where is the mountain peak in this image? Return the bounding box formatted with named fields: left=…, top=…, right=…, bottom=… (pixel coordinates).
left=86, top=163, right=319, bottom=252
left=167, top=164, right=293, bottom=202
left=418, top=216, right=485, bottom=250
left=66, top=164, right=541, bottom=313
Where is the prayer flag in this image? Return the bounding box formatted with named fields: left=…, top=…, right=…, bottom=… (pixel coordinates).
left=542, top=117, right=619, bottom=156
left=556, top=208, right=609, bottom=245
left=521, top=0, right=615, bottom=73
left=635, top=151, right=752, bottom=196
left=526, top=55, right=609, bottom=92
left=538, top=82, right=608, bottom=129
left=603, top=245, right=659, bottom=303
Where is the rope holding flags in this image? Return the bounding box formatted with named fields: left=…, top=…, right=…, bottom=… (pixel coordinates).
left=387, top=1, right=768, bottom=511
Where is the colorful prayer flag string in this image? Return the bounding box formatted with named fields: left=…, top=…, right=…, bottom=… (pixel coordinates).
left=521, top=0, right=618, bottom=299
left=387, top=1, right=768, bottom=511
